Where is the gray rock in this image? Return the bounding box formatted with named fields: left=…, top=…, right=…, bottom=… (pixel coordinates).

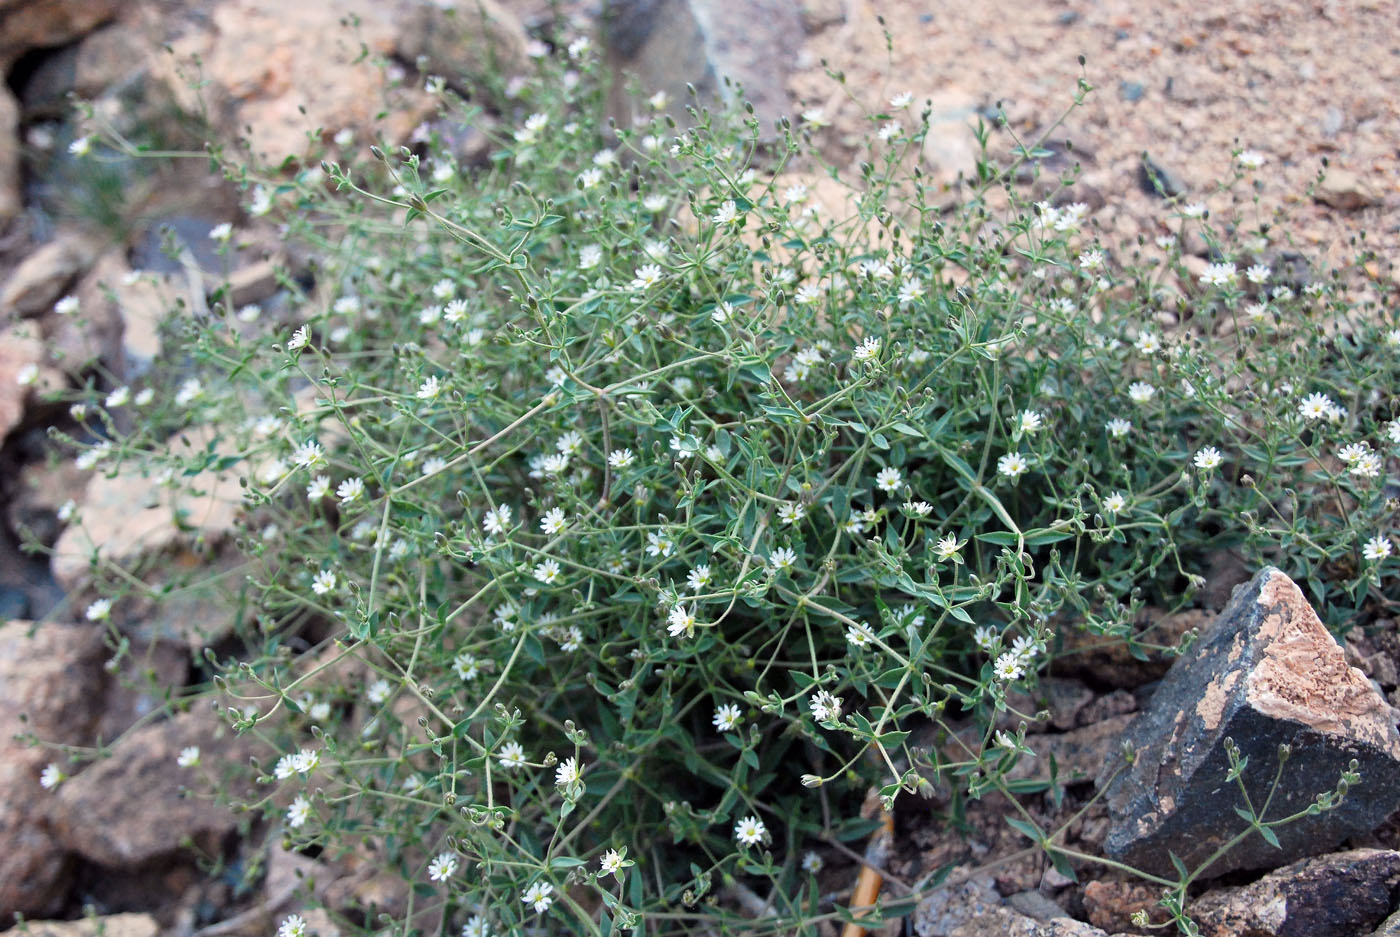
left=1189, top=849, right=1400, bottom=937
left=1102, top=567, right=1400, bottom=879
left=1139, top=155, right=1187, bottom=199
left=603, top=0, right=802, bottom=136
left=0, top=0, right=121, bottom=71
left=0, top=87, right=17, bottom=225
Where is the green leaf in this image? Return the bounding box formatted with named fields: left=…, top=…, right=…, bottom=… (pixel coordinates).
left=1004, top=817, right=1042, bottom=843
left=1259, top=825, right=1281, bottom=849
left=549, top=856, right=587, bottom=870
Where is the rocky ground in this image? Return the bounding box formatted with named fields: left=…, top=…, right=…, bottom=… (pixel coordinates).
left=1, top=0, right=1399, bottom=935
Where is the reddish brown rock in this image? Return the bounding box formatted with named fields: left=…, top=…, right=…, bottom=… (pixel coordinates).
left=0, top=913, right=159, bottom=937
left=0, top=0, right=121, bottom=69
left=1102, top=568, right=1400, bottom=878
left=49, top=710, right=260, bottom=867
left=0, top=621, right=109, bottom=919
left=0, top=231, right=99, bottom=318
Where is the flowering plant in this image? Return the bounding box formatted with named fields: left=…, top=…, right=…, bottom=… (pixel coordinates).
left=48, top=34, right=1398, bottom=937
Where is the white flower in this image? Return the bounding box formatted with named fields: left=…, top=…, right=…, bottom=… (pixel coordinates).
left=278, top=915, right=307, bottom=937
left=904, top=500, right=933, bottom=516
left=734, top=815, right=767, bottom=846
left=1181, top=202, right=1208, bottom=219
left=1018, top=410, right=1044, bottom=434
left=1127, top=382, right=1156, bottom=405
left=1134, top=332, right=1161, bottom=355
left=809, top=689, right=841, bottom=722
left=16, top=363, right=39, bottom=386
left=666, top=604, right=697, bottom=638
left=1199, top=262, right=1237, bottom=288
left=711, top=302, right=735, bottom=324
left=85, top=598, right=113, bottom=622
left=769, top=546, right=797, bottom=571
left=482, top=504, right=512, bottom=535
left=997, top=453, right=1029, bottom=479
left=68, top=135, right=92, bottom=156
left=306, top=475, right=330, bottom=502
left=852, top=336, right=881, bottom=362
left=417, top=376, right=442, bottom=400
left=533, top=558, right=562, bottom=584
left=783, top=183, right=808, bottom=204
left=845, top=621, right=875, bottom=648
left=40, top=763, right=63, bottom=789
left=630, top=265, right=663, bottom=290
left=1351, top=452, right=1383, bottom=478
left=973, top=625, right=997, bottom=652
left=497, top=741, right=526, bottom=770
left=555, top=756, right=582, bottom=788
left=713, top=702, right=742, bottom=732
left=599, top=847, right=627, bottom=876
left=1298, top=393, right=1336, bottom=421
left=453, top=652, right=480, bottom=681
left=898, top=279, right=925, bottom=305
left=712, top=200, right=740, bottom=225
left=1106, top=417, right=1132, bottom=438
left=1078, top=249, right=1105, bottom=270
left=208, top=222, right=233, bottom=242
left=935, top=535, right=962, bottom=561
left=311, top=569, right=336, bottom=595
left=645, top=530, right=674, bottom=557
left=286, top=326, right=309, bottom=351
left=802, top=107, right=828, bottom=127
left=876, top=466, right=902, bottom=493
left=993, top=652, right=1025, bottom=682
left=428, top=852, right=458, bottom=882
left=540, top=507, right=567, bottom=535
left=175, top=378, right=204, bottom=406
left=1103, top=492, right=1127, bottom=514
left=367, top=679, right=391, bottom=704
left=578, top=167, right=604, bottom=189
left=608, top=448, right=635, bottom=468
left=1193, top=446, right=1223, bottom=470
left=877, top=121, right=901, bottom=141
left=286, top=795, right=312, bottom=829
left=336, top=477, right=365, bottom=503
left=889, top=91, right=913, bottom=109
left=1245, top=264, right=1271, bottom=284
left=177, top=746, right=200, bottom=768
left=522, top=881, right=555, bottom=914
left=801, top=851, right=823, bottom=873
left=687, top=564, right=712, bottom=592
left=1237, top=150, right=1266, bottom=170
left=778, top=502, right=806, bottom=525
left=292, top=441, right=325, bottom=469
left=1363, top=536, right=1393, bottom=562
left=461, top=915, right=489, bottom=937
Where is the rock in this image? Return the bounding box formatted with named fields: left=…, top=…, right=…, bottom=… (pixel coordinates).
left=1055, top=608, right=1208, bottom=688
left=51, top=423, right=245, bottom=597
left=1076, top=690, right=1137, bottom=727
left=225, top=258, right=282, bottom=308
left=0, top=914, right=159, bottom=937
left=0, top=325, right=63, bottom=440
left=798, top=0, right=845, bottom=33
left=395, top=0, right=528, bottom=95
left=43, top=251, right=127, bottom=375
left=0, top=87, right=18, bottom=225
left=0, top=0, right=121, bottom=70
left=0, top=231, right=100, bottom=318
left=603, top=0, right=803, bottom=137
left=1315, top=170, right=1383, bottom=211
left=96, top=640, right=191, bottom=742
left=50, top=710, right=258, bottom=866
left=94, top=263, right=180, bottom=379
left=1082, top=880, right=1171, bottom=932
left=1139, top=155, right=1187, bottom=199
left=948, top=906, right=1110, bottom=937
left=14, top=21, right=152, bottom=119
left=1102, top=568, right=1400, bottom=879
left=1370, top=908, right=1400, bottom=937
left=913, top=874, right=1002, bottom=937
left=1189, top=849, right=1400, bottom=937
left=0, top=620, right=110, bottom=918
left=1006, top=891, right=1071, bottom=921
left=920, top=89, right=983, bottom=191
left=155, top=0, right=437, bottom=165
left=6, top=458, right=87, bottom=549
left=1118, top=81, right=1145, bottom=102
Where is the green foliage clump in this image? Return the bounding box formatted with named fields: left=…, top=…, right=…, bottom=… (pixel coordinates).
left=52, top=37, right=1398, bottom=937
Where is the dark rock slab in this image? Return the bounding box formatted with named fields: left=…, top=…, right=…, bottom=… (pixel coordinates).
left=1102, top=567, right=1400, bottom=879
left=1189, top=848, right=1400, bottom=937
